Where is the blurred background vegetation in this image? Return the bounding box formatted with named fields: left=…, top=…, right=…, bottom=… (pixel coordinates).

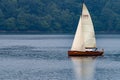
left=0, top=0, right=120, bottom=34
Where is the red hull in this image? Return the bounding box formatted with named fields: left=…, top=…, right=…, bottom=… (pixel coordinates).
left=68, top=50, right=104, bottom=56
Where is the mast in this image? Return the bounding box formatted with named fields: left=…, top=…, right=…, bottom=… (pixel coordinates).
left=81, top=0, right=84, bottom=15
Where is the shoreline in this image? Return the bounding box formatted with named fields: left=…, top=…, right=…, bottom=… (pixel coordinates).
left=0, top=31, right=120, bottom=35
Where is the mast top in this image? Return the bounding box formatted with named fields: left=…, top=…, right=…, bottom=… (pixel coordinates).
left=82, top=0, right=84, bottom=3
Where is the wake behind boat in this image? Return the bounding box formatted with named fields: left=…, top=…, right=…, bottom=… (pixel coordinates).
left=68, top=1, right=104, bottom=56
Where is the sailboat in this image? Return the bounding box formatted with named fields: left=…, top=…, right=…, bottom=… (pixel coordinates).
left=68, top=2, right=104, bottom=56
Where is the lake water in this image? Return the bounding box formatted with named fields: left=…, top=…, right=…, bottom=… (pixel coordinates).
left=0, top=34, right=120, bottom=80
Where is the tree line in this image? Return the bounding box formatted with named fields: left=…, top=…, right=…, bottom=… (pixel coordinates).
left=0, top=0, right=120, bottom=33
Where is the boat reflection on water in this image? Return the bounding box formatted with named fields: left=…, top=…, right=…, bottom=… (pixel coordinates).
left=70, top=57, right=96, bottom=80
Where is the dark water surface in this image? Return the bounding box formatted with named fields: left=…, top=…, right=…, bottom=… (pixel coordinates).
left=0, top=34, right=120, bottom=80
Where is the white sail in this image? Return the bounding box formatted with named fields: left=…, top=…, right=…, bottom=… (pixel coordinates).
left=71, top=17, right=85, bottom=51
left=81, top=3, right=96, bottom=48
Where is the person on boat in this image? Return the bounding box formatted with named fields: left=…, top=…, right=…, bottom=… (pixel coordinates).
left=95, top=48, right=97, bottom=51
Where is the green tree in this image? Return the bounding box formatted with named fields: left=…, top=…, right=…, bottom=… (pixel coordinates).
left=4, top=17, right=16, bottom=31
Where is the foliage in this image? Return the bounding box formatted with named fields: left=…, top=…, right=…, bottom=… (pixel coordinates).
left=0, top=0, right=120, bottom=33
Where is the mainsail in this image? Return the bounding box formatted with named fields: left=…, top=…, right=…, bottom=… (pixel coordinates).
left=82, top=3, right=96, bottom=48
